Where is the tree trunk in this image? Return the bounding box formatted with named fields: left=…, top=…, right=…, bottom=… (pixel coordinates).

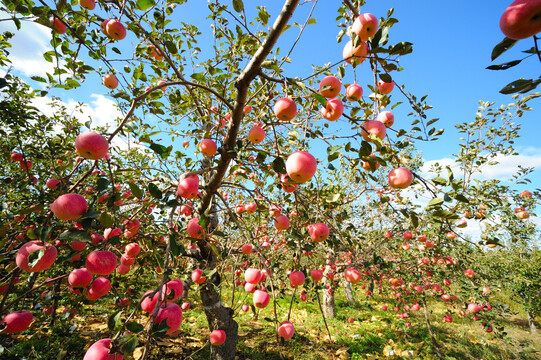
left=421, top=296, right=443, bottom=360
left=343, top=280, right=355, bottom=305
left=527, top=311, right=538, bottom=334
left=322, top=260, right=335, bottom=318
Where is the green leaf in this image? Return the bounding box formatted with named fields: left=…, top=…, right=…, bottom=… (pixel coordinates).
left=307, top=18, right=316, bottom=25
left=117, top=334, right=138, bottom=354
left=491, top=37, right=518, bottom=61
left=28, top=248, right=45, bottom=268
left=410, top=213, right=419, bottom=228
left=272, top=157, right=286, bottom=174
left=136, top=0, right=156, bottom=10
left=379, top=73, right=392, bottom=83
left=97, top=177, right=109, bottom=192
left=128, top=182, right=143, bottom=200
left=454, top=194, right=469, bottom=203
left=232, top=0, right=244, bottom=12
left=427, top=197, right=444, bottom=209
left=149, top=143, right=171, bottom=159
left=59, top=230, right=91, bottom=241
left=312, top=93, right=327, bottom=107
left=486, top=59, right=522, bottom=70
left=432, top=177, right=447, bottom=186
left=125, top=322, right=145, bottom=333
left=359, top=141, right=372, bottom=156
left=108, top=310, right=122, bottom=331
left=148, top=183, right=162, bottom=199
left=500, top=78, right=541, bottom=94
left=99, top=212, right=114, bottom=228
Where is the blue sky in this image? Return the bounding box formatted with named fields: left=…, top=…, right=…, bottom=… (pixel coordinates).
left=1, top=0, right=540, bottom=192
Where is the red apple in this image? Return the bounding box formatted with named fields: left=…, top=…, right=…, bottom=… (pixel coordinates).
left=286, top=151, right=317, bottom=184
left=199, top=139, right=217, bottom=156
left=163, top=279, right=184, bottom=301
left=155, top=303, right=183, bottom=335
left=90, top=276, right=111, bottom=297
left=103, top=74, right=119, bottom=89
left=187, top=217, right=204, bottom=239
left=181, top=302, right=190, bottom=311
left=241, top=244, right=253, bottom=254
left=245, top=202, right=257, bottom=214
left=50, top=17, right=67, bottom=34
left=311, top=269, right=323, bottom=282
left=346, top=83, right=363, bottom=101
left=464, top=269, right=475, bottom=278
left=191, top=269, right=206, bottom=284
left=307, top=223, right=329, bottom=242
left=79, top=0, right=96, bottom=10
left=342, top=39, right=369, bottom=65
left=248, top=125, right=265, bottom=144
left=274, top=215, right=290, bottom=230
left=244, top=268, right=262, bottom=284
left=106, top=19, right=126, bottom=40
left=1, top=311, right=33, bottom=334
left=500, top=0, right=541, bottom=39
left=289, top=271, right=305, bottom=287
left=83, top=338, right=123, bottom=360
left=46, top=178, right=61, bottom=190
left=86, top=251, right=117, bottom=275
left=344, top=268, right=361, bottom=284
left=68, top=268, right=92, bottom=289
left=468, top=303, right=481, bottom=313
left=274, top=97, right=297, bottom=121
left=75, top=131, right=109, bottom=160
left=377, top=80, right=394, bottom=94
left=319, top=76, right=342, bottom=98
left=11, top=151, right=23, bottom=161
left=177, top=175, right=199, bottom=199
left=253, top=289, right=270, bottom=308
left=388, top=168, right=413, bottom=189
left=19, top=159, right=32, bottom=170
left=520, top=190, right=533, bottom=198
left=351, top=13, right=378, bottom=41
left=141, top=290, right=160, bottom=313
left=277, top=321, right=295, bottom=340
left=361, top=120, right=387, bottom=142
left=377, top=110, right=394, bottom=128
left=320, top=98, right=344, bottom=121
left=361, top=154, right=380, bottom=172
left=210, top=329, right=226, bottom=346
left=16, top=241, right=57, bottom=272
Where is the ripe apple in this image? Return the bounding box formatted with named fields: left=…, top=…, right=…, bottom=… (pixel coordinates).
left=11, top=151, right=23, bottom=161
left=16, top=240, right=57, bottom=272
left=310, top=269, right=323, bottom=282
left=75, top=131, right=109, bottom=160
left=241, top=244, right=253, bottom=255
left=243, top=105, right=252, bottom=114
left=253, top=289, right=270, bottom=308
left=117, top=264, right=130, bottom=275
left=241, top=304, right=249, bottom=312
left=187, top=217, right=204, bottom=239
left=517, top=210, right=530, bottom=219
left=274, top=97, right=297, bottom=121
left=346, top=83, right=363, bottom=101
left=377, top=80, right=394, bottom=94
left=1, top=310, right=33, bottom=334
left=361, top=120, right=387, bottom=142
left=83, top=338, right=123, bottom=360
left=68, top=268, right=92, bottom=289
left=468, top=303, right=481, bottom=313
left=79, top=0, right=95, bottom=10
left=199, top=139, right=217, bottom=156
left=274, top=215, right=290, bottom=230
left=361, top=154, right=380, bottom=172
left=50, top=194, right=88, bottom=220
left=388, top=168, right=413, bottom=189
left=277, top=321, right=295, bottom=340
left=120, top=254, right=135, bottom=266
left=245, top=202, right=257, bottom=214
left=520, top=190, right=533, bottom=198
left=348, top=317, right=355, bottom=323
left=50, top=17, right=67, bottom=34
left=125, top=243, right=141, bottom=257
left=177, top=175, right=199, bottom=199
left=443, top=315, right=453, bottom=323
left=181, top=302, right=190, bottom=311
left=464, top=269, right=475, bottom=278
left=351, top=13, right=378, bottom=41
left=141, top=290, right=160, bottom=312
left=248, top=125, right=266, bottom=144
left=245, top=268, right=262, bottom=284
left=19, top=159, right=32, bottom=170
left=210, top=329, right=226, bottom=346
left=155, top=303, right=183, bottom=335
left=289, top=271, right=305, bottom=287
left=345, top=268, right=361, bottom=284
left=307, top=223, right=329, bottom=242
left=86, top=251, right=118, bottom=275
left=342, top=39, right=369, bottom=65
left=286, top=151, right=317, bottom=183
left=90, top=276, right=111, bottom=297
left=191, top=269, right=206, bottom=284
left=106, top=19, right=126, bottom=40
left=244, top=282, right=256, bottom=293
left=163, top=279, right=184, bottom=301
left=377, top=110, right=394, bottom=127
left=147, top=45, right=163, bottom=60
left=46, top=178, right=61, bottom=190
left=319, top=76, right=342, bottom=98
left=320, top=98, right=344, bottom=121
left=281, top=174, right=298, bottom=193
left=500, top=0, right=541, bottom=39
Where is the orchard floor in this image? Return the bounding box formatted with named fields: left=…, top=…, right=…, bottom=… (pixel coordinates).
left=2, top=290, right=541, bottom=360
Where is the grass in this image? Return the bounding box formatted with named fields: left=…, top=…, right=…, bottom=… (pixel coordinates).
left=1, top=286, right=540, bottom=359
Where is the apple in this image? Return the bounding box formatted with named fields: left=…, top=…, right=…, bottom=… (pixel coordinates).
left=120, top=254, right=135, bottom=267
left=1, top=311, right=33, bottom=334
left=210, top=329, right=227, bottom=346
left=274, top=215, right=290, bottom=230
left=141, top=290, right=160, bottom=312
left=102, top=74, right=119, bottom=89
left=125, top=243, right=141, bottom=257
left=500, top=0, right=541, bottom=39
left=277, top=321, right=295, bottom=340
left=281, top=174, right=298, bottom=193
left=388, top=168, right=413, bottom=189
left=351, top=13, right=378, bottom=41
left=177, top=175, right=199, bottom=199
left=50, top=17, right=67, bottom=34
left=361, top=120, right=387, bottom=142
left=289, top=271, right=305, bottom=287
left=187, top=217, right=204, bottom=239
left=468, top=303, right=481, bottom=313
left=377, top=80, right=395, bottom=94
left=163, top=279, right=184, bottom=301
left=520, top=190, right=533, bottom=198
left=241, top=304, right=249, bottom=312
left=377, top=110, right=394, bottom=128
left=443, top=315, right=453, bottom=323
left=310, top=269, right=323, bottom=282
left=248, top=125, right=266, bottom=144
left=155, top=303, right=183, bottom=335
left=244, top=268, right=262, bottom=284
left=106, top=19, right=126, bottom=40
left=319, top=76, right=342, bottom=98
left=19, top=160, right=32, bottom=170
left=346, top=83, right=363, bottom=101
left=199, top=139, right=217, bottom=156
left=86, top=251, right=118, bottom=275
left=245, top=202, right=257, bottom=214
left=307, top=223, right=329, bottom=242
left=117, top=264, right=130, bottom=275
left=191, top=269, right=206, bottom=284
left=342, top=39, right=369, bottom=65
left=75, top=131, right=109, bottom=160
left=361, top=154, right=380, bottom=172
left=344, top=268, right=361, bottom=284
left=16, top=241, right=57, bottom=272
left=411, top=304, right=420, bottom=311
left=286, top=151, right=317, bottom=184
left=46, top=178, right=61, bottom=190
left=244, top=105, right=252, bottom=114
left=517, top=210, right=530, bottom=219
left=11, top=151, right=23, bottom=161
left=244, top=282, right=256, bottom=293
left=79, top=0, right=95, bottom=10
left=320, top=98, right=344, bottom=121
left=83, top=338, right=123, bottom=360
left=147, top=45, right=163, bottom=60
left=253, top=289, right=270, bottom=308
left=90, top=276, right=111, bottom=297
left=241, top=244, right=253, bottom=254
left=181, top=302, right=190, bottom=311
left=68, top=268, right=92, bottom=289
left=464, top=269, right=475, bottom=278
left=274, top=97, right=297, bottom=121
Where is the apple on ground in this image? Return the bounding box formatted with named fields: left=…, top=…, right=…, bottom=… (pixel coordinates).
left=210, top=329, right=226, bottom=346
left=277, top=321, right=295, bottom=340
left=83, top=338, right=123, bottom=360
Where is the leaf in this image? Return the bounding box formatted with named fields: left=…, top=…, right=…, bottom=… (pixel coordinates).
left=454, top=194, right=469, bottom=203
left=359, top=141, right=372, bottom=156
left=307, top=18, right=316, bottom=25
left=108, top=310, right=122, bottom=331
left=379, top=73, right=392, bottom=83
left=97, top=177, right=109, bottom=192
left=126, top=322, right=145, bottom=333
left=272, top=157, right=286, bottom=174
left=491, top=37, right=518, bottom=61
left=232, top=0, right=244, bottom=12
left=312, top=93, right=327, bottom=107
left=410, top=213, right=419, bottom=228
left=117, top=334, right=138, bottom=354
left=486, top=59, right=522, bottom=70
left=149, top=143, right=170, bottom=159
left=427, top=197, right=444, bottom=209
left=59, top=230, right=91, bottom=241
left=136, top=0, right=156, bottom=11
left=432, top=177, right=447, bottom=186
left=500, top=78, right=541, bottom=94
left=99, top=212, right=114, bottom=228
left=170, top=234, right=180, bottom=257
left=148, top=183, right=162, bottom=199
left=28, top=249, right=45, bottom=268
left=128, top=182, right=143, bottom=200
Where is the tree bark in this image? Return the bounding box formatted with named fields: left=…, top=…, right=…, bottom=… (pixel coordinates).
left=527, top=311, right=538, bottom=334
left=322, top=260, right=335, bottom=318
left=343, top=280, right=355, bottom=305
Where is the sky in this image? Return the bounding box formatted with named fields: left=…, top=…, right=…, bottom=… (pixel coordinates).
left=0, top=0, right=539, bottom=229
